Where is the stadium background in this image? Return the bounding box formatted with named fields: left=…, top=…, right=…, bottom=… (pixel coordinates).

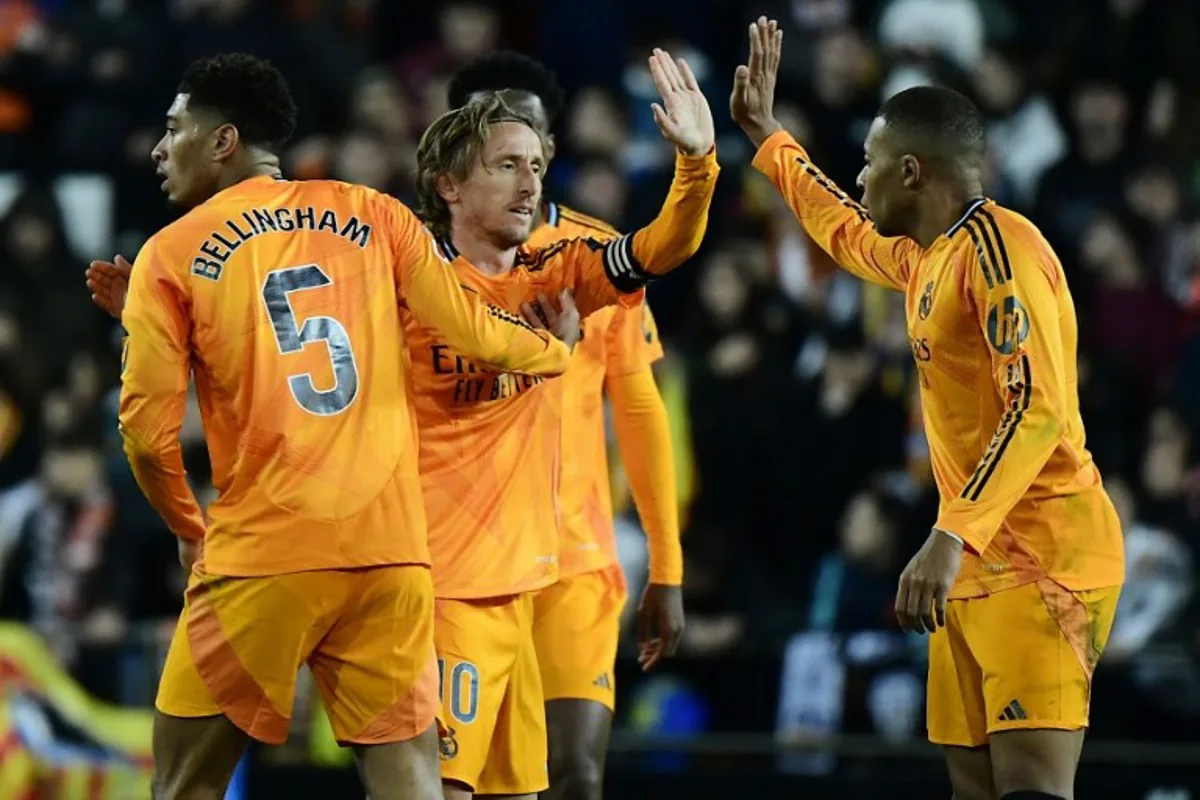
left=0, top=0, right=1198, bottom=796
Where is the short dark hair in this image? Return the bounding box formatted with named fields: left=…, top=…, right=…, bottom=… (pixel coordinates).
left=877, top=85, right=986, bottom=166
left=447, top=51, right=566, bottom=123
left=178, top=53, right=297, bottom=153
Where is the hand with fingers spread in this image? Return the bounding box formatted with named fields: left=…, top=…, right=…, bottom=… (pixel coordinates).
left=86, top=255, right=133, bottom=321
left=894, top=528, right=963, bottom=634
left=519, top=289, right=582, bottom=350
left=647, top=47, right=715, bottom=157
left=730, top=16, right=785, bottom=148
left=636, top=582, right=685, bottom=671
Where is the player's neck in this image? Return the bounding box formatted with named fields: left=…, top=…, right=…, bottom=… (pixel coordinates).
left=449, top=221, right=518, bottom=277
left=912, top=183, right=984, bottom=248
left=220, top=153, right=283, bottom=193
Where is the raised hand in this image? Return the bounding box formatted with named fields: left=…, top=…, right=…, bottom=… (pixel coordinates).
left=520, top=289, right=582, bottom=350
left=647, top=48, right=715, bottom=157
left=86, top=255, right=132, bottom=321
left=730, top=16, right=785, bottom=148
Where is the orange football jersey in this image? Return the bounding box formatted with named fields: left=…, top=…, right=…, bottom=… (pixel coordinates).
left=410, top=151, right=718, bottom=599
left=527, top=203, right=666, bottom=579
left=753, top=131, right=1124, bottom=599
left=119, top=176, right=570, bottom=578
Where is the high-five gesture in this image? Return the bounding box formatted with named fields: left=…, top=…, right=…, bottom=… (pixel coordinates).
left=731, top=17, right=785, bottom=148
left=648, top=48, right=715, bottom=157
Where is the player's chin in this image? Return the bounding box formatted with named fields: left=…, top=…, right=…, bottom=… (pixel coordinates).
left=496, top=222, right=533, bottom=248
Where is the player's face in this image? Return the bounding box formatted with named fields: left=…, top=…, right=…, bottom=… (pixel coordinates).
left=454, top=121, right=544, bottom=248
left=151, top=94, right=221, bottom=208
left=856, top=116, right=914, bottom=238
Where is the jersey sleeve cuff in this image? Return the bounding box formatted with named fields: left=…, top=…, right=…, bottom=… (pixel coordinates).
left=933, top=512, right=987, bottom=555
left=677, top=147, right=719, bottom=176
left=751, top=129, right=800, bottom=177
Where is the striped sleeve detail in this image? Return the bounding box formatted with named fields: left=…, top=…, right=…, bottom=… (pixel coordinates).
left=485, top=302, right=545, bottom=337
left=963, top=207, right=1013, bottom=290
left=960, top=354, right=1032, bottom=501
left=978, top=208, right=1013, bottom=281
left=794, top=157, right=869, bottom=222
left=600, top=233, right=651, bottom=293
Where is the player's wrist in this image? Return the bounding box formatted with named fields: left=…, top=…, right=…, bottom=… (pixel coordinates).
left=740, top=116, right=783, bottom=149
left=934, top=528, right=964, bottom=549
left=676, top=140, right=714, bottom=157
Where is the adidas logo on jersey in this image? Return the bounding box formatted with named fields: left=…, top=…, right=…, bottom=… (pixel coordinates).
left=592, top=673, right=612, bottom=691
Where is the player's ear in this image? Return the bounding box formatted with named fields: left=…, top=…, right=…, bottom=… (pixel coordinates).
left=900, top=154, right=921, bottom=190
left=212, top=123, right=240, bottom=163
left=435, top=172, right=460, bottom=205
left=545, top=133, right=557, bottom=162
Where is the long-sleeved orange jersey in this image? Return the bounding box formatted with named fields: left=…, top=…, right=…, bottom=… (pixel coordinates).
left=527, top=203, right=682, bottom=585
left=119, top=176, right=570, bottom=578
left=754, top=131, right=1124, bottom=599
left=408, top=150, right=717, bottom=600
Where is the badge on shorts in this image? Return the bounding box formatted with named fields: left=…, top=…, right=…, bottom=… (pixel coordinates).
left=439, top=726, right=459, bottom=760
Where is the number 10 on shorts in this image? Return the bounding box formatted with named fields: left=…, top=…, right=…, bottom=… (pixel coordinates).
left=438, top=658, right=480, bottom=724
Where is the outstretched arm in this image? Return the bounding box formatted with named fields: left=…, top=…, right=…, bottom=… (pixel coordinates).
left=731, top=17, right=916, bottom=291
left=555, top=49, right=720, bottom=317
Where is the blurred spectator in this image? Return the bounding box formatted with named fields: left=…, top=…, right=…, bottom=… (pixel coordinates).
left=876, top=0, right=984, bottom=98
left=0, top=421, right=122, bottom=699
left=807, top=483, right=910, bottom=634
left=1035, top=79, right=1132, bottom=255
left=1106, top=477, right=1194, bottom=662
left=397, top=0, right=500, bottom=126
left=564, top=154, right=628, bottom=228
left=971, top=43, right=1066, bottom=209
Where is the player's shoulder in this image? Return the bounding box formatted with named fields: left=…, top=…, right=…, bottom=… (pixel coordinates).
left=545, top=201, right=621, bottom=241
left=290, top=178, right=395, bottom=211
left=944, top=198, right=1058, bottom=276
left=519, top=203, right=624, bottom=273
left=141, top=202, right=221, bottom=263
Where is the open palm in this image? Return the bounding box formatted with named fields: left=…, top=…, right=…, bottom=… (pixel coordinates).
left=730, top=17, right=785, bottom=147
left=86, top=255, right=132, bottom=321
left=647, top=48, right=715, bottom=157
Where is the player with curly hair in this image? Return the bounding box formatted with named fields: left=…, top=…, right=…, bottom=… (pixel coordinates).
left=97, top=53, right=573, bottom=800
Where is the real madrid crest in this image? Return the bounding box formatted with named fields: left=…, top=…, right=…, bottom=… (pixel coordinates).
left=918, top=280, right=934, bottom=320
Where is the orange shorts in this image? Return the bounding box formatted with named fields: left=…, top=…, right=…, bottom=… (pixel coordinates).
left=434, top=592, right=547, bottom=796
left=532, top=562, right=627, bottom=710
left=156, top=564, right=438, bottom=746
left=927, top=578, right=1120, bottom=747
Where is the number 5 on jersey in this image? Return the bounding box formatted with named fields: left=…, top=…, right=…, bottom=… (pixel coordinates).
left=261, top=264, right=360, bottom=416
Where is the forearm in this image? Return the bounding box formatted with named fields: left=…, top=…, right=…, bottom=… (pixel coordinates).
left=120, top=431, right=206, bottom=541
left=935, top=394, right=1060, bottom=553
left=609, top=367, right=682, bottom=584
left=627, top=149, right=720, bottom=279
